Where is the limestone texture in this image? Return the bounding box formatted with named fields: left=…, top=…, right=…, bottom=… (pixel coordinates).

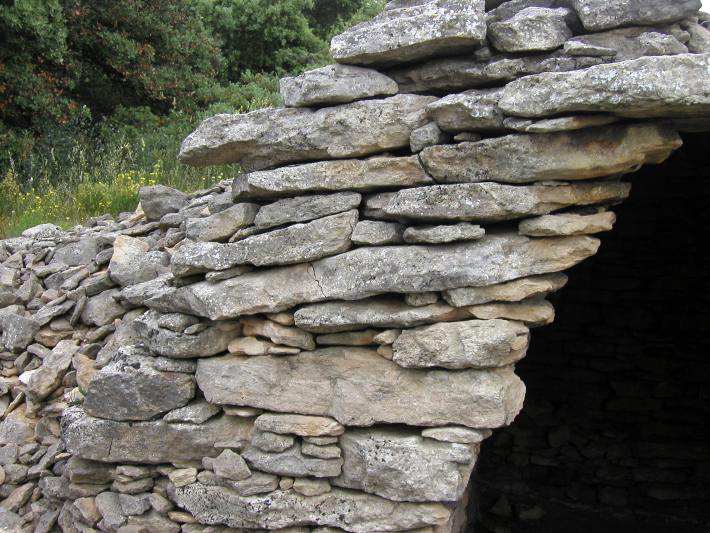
left=571, top=0, right=701, bottom=31
left=489, top=7, right=573, bottom=53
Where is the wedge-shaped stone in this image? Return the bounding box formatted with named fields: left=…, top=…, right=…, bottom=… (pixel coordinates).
left=467, top=299, right=555, bottom=327
left=134, top=311, right=232, bottom=358
left=185, top=203, right=259, bottom=242
left=519, top=211, right=616, bottom=236
left=334, top=428, right=476, bottom=502
left=426, top=88, right=505, bottom=132
left=330, top=0, right=486, bottom=66
left=504, top=114, right=617, bottom=133
left=172, top=210, right=358, bottom=276
left=179, top=95, right=436, bottom=170
left=351, top=220, right=405, bottom=245
left=242, top=443, right=343, bottom=478
left=365, top=182, right=631, bottom=222
left=388, top=50, right=603, bottom=94
left=171, top=484, right=450, bottom=532
left=255, top=193, right=361, bottom=229
left=280, top=64, right=398, bottom=107
left=392, top=319, right=529, bottom=369
left=27, top=339, right=78, bottom=401
left=62, top=408, right=253, bottom=464
left=500, top=54, right=710, bottom=118
left=232, top=156, right=433, bottom=199
left=489, top=7, right=572, bottom=52
left=146, top=234, right=600, bottom=320
left=420, top=124, right=681, bottom=184
left=255, top=413, right=345, bottom=437
left=242, top=319, right=316, bottom=350
left=571, top=0, right=701, bottom=31
left=294, top=299, right=470, bottom=333
left=403, top=223, right=485, bottom=244
left=83, top=354, right=195, bottom=421
left=443, top=273, right=568, bottom=306
left=196, top=348, right=525, bottom=428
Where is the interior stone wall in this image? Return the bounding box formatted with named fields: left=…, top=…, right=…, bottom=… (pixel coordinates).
left=472, top=132, right=710, bottom=533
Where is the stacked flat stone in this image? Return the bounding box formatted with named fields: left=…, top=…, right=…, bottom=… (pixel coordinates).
left=1, top=0, right=709, bottom=531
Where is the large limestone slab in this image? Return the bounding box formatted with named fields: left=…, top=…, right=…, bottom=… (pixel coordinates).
left=364, top=182, right=631, bottom=222
left=334, top=429, right=476, bottom=502
left=172, top=210, right=358, bottom=276
left=488, top=7, right=572, bottom=53
left=280, top=64, right=398, bottom=107
left=196, top=348, right=525, bottom=428
left=294, top=299, right=470, bottom=333
left=62, top=408, right=253, bottom=464
left=392, top=319, right=529, bottom=369
left=420, top=124, right=682, bottom=184
left=388, top=50, right=603, bottom=94
left=232, top=156, right=433, bottom=200
left=500, top=54, right=710, bottom=118
left=179, top=95, right=436, bottom=170
left=571, top=0, right=701, bottom=31
left=146, top=234, right=601, bottom=319
left=171, top=484, right=449, bottom=532
left=330, top=0, right=486, bottom=66
left=255, top=193, right=361, bottom=229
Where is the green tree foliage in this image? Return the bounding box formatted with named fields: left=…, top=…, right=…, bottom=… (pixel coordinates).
left=199, top=0, right=327, bottom=82
left=305, top=0, right=366, bottom=38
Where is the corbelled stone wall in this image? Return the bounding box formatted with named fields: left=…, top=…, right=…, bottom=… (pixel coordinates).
left=1, top=1, right=709, bottom=532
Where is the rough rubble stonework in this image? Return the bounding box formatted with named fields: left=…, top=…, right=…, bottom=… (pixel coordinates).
left=1, top=1, right=709, bottom=532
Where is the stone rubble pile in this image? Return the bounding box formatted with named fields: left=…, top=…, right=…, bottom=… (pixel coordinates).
left=1, top=0, right=709, bottom=531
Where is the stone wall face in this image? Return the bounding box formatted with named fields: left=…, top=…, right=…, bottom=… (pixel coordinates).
left=1, top=1, right=709, bottom=532
left=474, top=133, right=710, bottom=532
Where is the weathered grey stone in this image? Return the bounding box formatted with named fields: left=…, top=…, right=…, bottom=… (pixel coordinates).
left=351, top=220, right=405, bottom=245
left=51, top=237, right=100, bottom=267
left=571, top=0, right=701, bottom=31
left=388, top=50, right=603, bottom=94
left=255, top=192, right=361, bottom=229
left=164, top=400, right=222, bottom=424
left=410, top=122, right=448, bottom=152
left=242, top=442, right=343, bottom=478
left=134, top=311, right=232, bottom=358
left=157, top=313, right=200, bottom=333
left=302, top=442, right=342, bottom=460
left=171, top=484, right=450, bottom=532
left=34, top=300, right=74, bottom=326
left=280, top=64, right=398, bottom=107
left=125, top=510, right=181, bottom=533
left=213, top=450, right=251, bottom=482
left=0, top=509, right=22, bottom=530
left=334, top=428, right=476, bottom=502
left=256, top=413, right=345, bottom=437
left=139, top=185, right=187, bottom=221
left=443, top=272, right=568, bottom=306
left=81, top=289, right=127, bottom=327
left=293, top=477, right=331, bottom=497
left=242, top=318, right=315, bottom=350
left=0, top=481, right=34, bottom=512
left=427, top=88, right=505, bottom=132
left=232, top=156, right=433, bottom=199
left=403, top=223, right=485, bottom=244
left=27, top=340, right=78, bottom=401
left=109, top=236, right=169, bottom=287
left=685, top=21, right=710, bottom=53
left=96, top=491, right=127, bottom=530
left=563, top=26, right=687, bottom=62
left=421, top=426, right=491, bottom=444
left=420, top=124, right=681, bottom=184
left=62, top=408, right=253, bottom=463
left=228, top=336, right=300, bottom=356
left=392, top=319, right=529, bottom=369
left=316, top=330, right=379, bottom=346
left=147, top=234, right=601, bottom=319
left=504, top=114, right=618, bottom=133
left=489, top=7, right=572, bottom=52
left=638, top=31, right=689, bottom=55
left=500, top=53, right=710, bottom=118
left=467, top=299, right=556, bottom=327
left=295, top=299, right=469, bottom=333
left=118, top=494, right=151, bottom=516
left=173, top=210, right=358, bottom=275
left=563, top=39, right=617, bottom=56
left=0, top=265, right=17, bottom=289
left=179, top=95, right=436, bottom=170
left=83, top=354, right=195, bottom=421
left=185, top=203, right=260, bottom=242
left=251, top=431, right=295, bottom=453
left=197, top=348, right=525, bottom=428
left=365, top=182, right=631, bottom=222
left=330, top=0, right=486, bottom=66
left=519, top=211, right=616, bottom=236
left=1, top=314, right=39, bottom=353
left=201, top=470, right=280, bottom=497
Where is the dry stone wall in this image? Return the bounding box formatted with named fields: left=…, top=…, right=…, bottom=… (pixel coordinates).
left=1, top=1, right=709, bottom=531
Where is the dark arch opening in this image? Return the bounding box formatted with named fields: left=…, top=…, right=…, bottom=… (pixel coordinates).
left=468, top=131, right=710, bottom=533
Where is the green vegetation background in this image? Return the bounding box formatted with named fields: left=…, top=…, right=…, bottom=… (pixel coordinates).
left=0, top=0, right=384, bottom=237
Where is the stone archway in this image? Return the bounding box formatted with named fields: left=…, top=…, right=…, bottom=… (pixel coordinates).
left=471, top=132, right=710, bottom=533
